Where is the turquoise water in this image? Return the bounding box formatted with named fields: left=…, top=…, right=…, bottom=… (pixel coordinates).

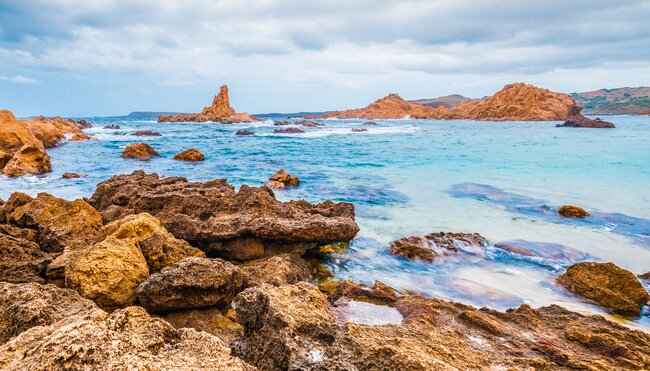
left=2, top=115, right=650, bottom=329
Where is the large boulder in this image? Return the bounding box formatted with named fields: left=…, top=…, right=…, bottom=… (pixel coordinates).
left=0, top=305, right=254, bottom=370
left=558, top=262, right=649, bottom=316
left=98, top=213, right=205, bottom=273
left=121, top=143, right=159, bottom=160
left=0, top=110, right=51, bottom=177
left=0, top=282, right=104, bottom=344
left=0, top=232, right=50, bottom=284
left=22, top=116, right=91, bottom=148
left=88, top=170, right=359, bottom=260
left=65, top=237, right=149, bottom=311
left=240, top=253, right=313, bottom=287
left=137, top=257, right=244, bottom=313
left=558, top=205, right=590, bottom=218
left=173, top=148, right=204, bottom=162
left=1, top=192, right=103, bottom=253
left=388, top=232, right=488, bottom=262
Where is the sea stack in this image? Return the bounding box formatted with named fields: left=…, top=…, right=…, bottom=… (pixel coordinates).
left=158, top=85, right=261, bottom=124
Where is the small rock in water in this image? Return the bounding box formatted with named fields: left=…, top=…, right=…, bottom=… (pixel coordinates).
left=364, top=121, right=377, bottom=125
left=273, top=127, right=305, bottom=134
left=265, top=168, right=299, bottom=189
left=351, top=128, right=368, bottom=132
left=558, top=205, right=590, bottom=218
left=103, top=124, right=120, bottom=129
left=235, top=129, right=255, bottom=136
left=120, top=143, right=159, bottom=160
left=494, top=239, right=587, bottom=263
left=62, top=172, right=86, bottom=179
left=173, top=148, right=204, bottom=162
left=132, top=130, right=161, bottom=136
left=332, top=299, right=404, bottom=326
left=557, top=261, right=649, bottom=316
left=389, top=231, right=488, bottom=262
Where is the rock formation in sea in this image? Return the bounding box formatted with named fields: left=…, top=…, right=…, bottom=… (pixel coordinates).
left=120, top=143, right=159, bottom=160
left=62, top=172, right=86, bottom=179
left=235, top=129, right=255, bottom=136
left=558, top=261, right=650, bottom=316
left=132, top=130, right=161, bottom=136
left=158, top=85, right=261, bottom=123
left=0, top=110, right=92, bottom=177
left=312, top=83, right=616, bottom=127
left=558, top=205, right=591, bottom=218
left=273, top=127, right=305, bottom=134
left=173, top=148, right=205, bottom=162
left=88, top=170, right=359, bottom=260
left=265, top=168, right=299, bottom=189
left=274, top=120, right=325, bottom=127
left=556, top=116, right=616, bottom=128
left=389, top=232, right=488, bottom=262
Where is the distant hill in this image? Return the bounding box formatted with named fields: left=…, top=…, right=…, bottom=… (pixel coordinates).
left=571, top=87, right=650, bottom=115
left=126, top=111, right=181, bottom=120
left=409, top=94, right=480, bottom=108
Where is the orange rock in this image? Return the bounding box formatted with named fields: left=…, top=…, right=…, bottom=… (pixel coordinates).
left=0, top=110, right=51, bottom=177
left=22, top=116, right=91, bottom=148
left=158, top=85, right=261, bottom=124
left=121, top=143, right=159, bottom=160
left=265, top=168, right=299, bottom=189
left=558, top=205, right=590, bottom=218
left=173, top=148, right=204, bottom=162
left=315, top=93, right=439, bottom=119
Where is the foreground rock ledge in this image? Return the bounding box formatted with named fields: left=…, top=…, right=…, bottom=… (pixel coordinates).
left=88, top=170, right=359, bottom=260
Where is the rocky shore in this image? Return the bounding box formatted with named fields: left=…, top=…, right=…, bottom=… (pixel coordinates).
left=158, top=85, right=260, bottom=123
left=312, top=83, right=615, bottom=127
left=0, top=171, right=648, bottom=369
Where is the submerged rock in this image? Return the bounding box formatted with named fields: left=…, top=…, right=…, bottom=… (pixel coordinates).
left=494, top=240, right=588, bottom=263
left=558, top=204, right=590, bottom=218
left=103, top=124, right=120, bottom=129
left=62, top=172, right=86, bottom=179
left=389, top=231, right=488, bottom=262
left=265, top=168, right=299, bottom=189
left=173, top=148, right=204, bottom=162
left=235, top=129, right=255, bottom=136
left=159, top=85, right=261, bottom=124
left=273, top=127, right=305, bottom=134
left=0, top=304, right=254, bottom=370
left=137, top=257, right=244, bottom=313
left=364, top=121, right=377, bottom=125
left=558, top=261, right=649, bottom=316
left=121, top=142, right=159, bottom=160
left=132, top=130, right=161, bottom=136
left=557, top=117, right=615, bottom=128
left=351, top=128, right=368, bottom=132
left=274, top=120, right=325, bottom=127
left=88, top=170, right=359, bottom=260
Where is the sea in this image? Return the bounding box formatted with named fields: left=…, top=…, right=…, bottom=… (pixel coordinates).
left=2, top=114, right=649, bottom=330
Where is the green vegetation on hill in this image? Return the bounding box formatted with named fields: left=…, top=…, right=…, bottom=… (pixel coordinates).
left=571, top=87, right=650, bottom=114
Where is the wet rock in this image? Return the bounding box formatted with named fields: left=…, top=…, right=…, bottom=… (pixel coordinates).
left=0, top=110, right=51, bottom=177
left=388, top=231, right=488, bottom=262
left=1, top=192, right=103, bottom=253
left=62, top=172, right=86, bottom=179
left=0, top=232, right=50, bottom=284
left=351, top=128, right=368, bottom=132
left=103, top=124, right=120, bottom=129
left=640, top=271, right=650, bottom=281
left=0, top=282, right=104, bottom=344
left=165, top=307, right=243, bottom=345
left=329, top=279, right=401, bottom=305
left=273, top=127, right=305, bottom=134
left=121, top=142, right=159, bottom=160
left=233, top=282, right=337, bottom=370
left=558, top=204, right=590, bottom=218
left=364, top=121, right=377, bottom=125
left=494, top=239, right=587, bottom=263
left=75, top=119, right=93, bottom=129
left=235, top=129, right=255, bottom=136
left=558, top=262, right=649, bottom=316
left=265, top=168, right=299, bottom=189
left=557, top=117, right=615, bottom=128
left=88, top=170, right=359, bottom=260
left=173, top=148, right=205, bottom=162
left=137, top=257, right=243, bottom=313
left=274, top=120, right=324, bottom=127
left=0, top=305, right=254, bottom=370
left=132, top=130, right=161, bottom=136
left=240, top=253, right=312, bottom=287
left=159, top=85, right=261, bottom=124
left=22, top=116, right=91, bottom=147
left=65, top=233, right=150, bottom=311
left=98, top=213, right=205, bottom=273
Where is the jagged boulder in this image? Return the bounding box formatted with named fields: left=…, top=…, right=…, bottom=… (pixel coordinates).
left=121, top=143, right=159, bottom=160
left=88, top=170, right=359, bottom=260
left=558, top=205, right=590, bottom=218
left=22, top=116, right=91, bottom=148
left=265, top=168, right=299, bottom=189
left=173, top=148, right=204, bottom=162
left=0, top=110, right=51, bottom=177
left=558, top=262, right=650, bottom=316
left=389, top=232, right=488, bottom=262
left=240, top=253, right=313, bottom=287
left=165, top=307, right=243, bottom=345
left=0, top=305, right=255, bottom=370
left=137, top=257, right=244, bottom=313
left=0, top=232, right=51, bottom=284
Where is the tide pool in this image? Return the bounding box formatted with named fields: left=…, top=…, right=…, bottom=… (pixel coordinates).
left=2, top=114, right=650, bottom=329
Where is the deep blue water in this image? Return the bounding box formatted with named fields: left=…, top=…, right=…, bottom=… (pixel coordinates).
left=2, top=114, right=650, bottom=329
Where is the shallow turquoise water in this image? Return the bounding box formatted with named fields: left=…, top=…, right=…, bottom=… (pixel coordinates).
left=2, top=115, right=650, bottom=329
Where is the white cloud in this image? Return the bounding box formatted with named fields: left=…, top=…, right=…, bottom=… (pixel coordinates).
left=0, top=75, right=42, bottom=84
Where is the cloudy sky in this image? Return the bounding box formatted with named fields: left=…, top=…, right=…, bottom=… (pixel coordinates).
left=1, top=0, right=649, bottom=116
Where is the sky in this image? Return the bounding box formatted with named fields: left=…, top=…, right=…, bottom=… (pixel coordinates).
left=1, top=0, right=649, bottom=117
